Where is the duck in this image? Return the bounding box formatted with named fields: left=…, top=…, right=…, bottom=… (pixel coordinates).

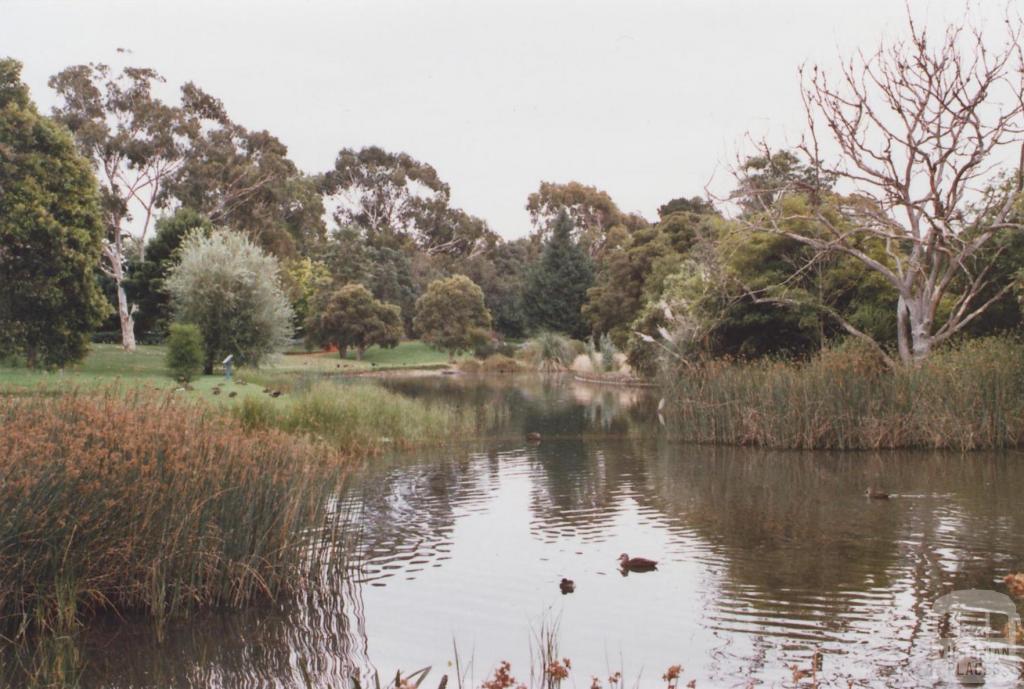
left=526, top=432, right=542, bottom=443
left=865, top=487, right=890, bottom=499
left=1005, top=572, right=1024, bottom=598
left=619, top=553, right=658, bottom=571
left=559, top=578, right=575, bottom=594
left=270, top=390, right=283, bottom=398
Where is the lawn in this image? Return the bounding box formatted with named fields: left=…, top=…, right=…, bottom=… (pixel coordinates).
left=0, top=340, right=461, bottom=402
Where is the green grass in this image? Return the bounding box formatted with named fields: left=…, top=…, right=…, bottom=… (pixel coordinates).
left=0, top=341, right=459, bottom=402
left=276, top=340, right=464, bottom=373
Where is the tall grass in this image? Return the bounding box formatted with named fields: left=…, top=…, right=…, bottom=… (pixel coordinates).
left=663, top=338, right=1024, bottom=450
left=234, top=381, right=475, bottom=454
left=0, top=389, right=343, bottom=640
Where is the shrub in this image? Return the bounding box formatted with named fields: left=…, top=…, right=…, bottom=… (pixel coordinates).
left=481, top=354, right=520, bottom=374
left=165, top=229, right=293, bottom=373
left=165, top=323, right=204, bottom=381
left=519, top=332, right=574, bottom=372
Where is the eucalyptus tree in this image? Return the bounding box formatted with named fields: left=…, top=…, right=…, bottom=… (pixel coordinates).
left=322, top=146, right=451, bottom=248
left=526, top=180, right=647, bottom=258
left=49, top=64, right=208, bottom=350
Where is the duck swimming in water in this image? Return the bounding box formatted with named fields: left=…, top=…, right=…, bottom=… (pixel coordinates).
left=618, top=553, right=658, bottom=572
left=559, top=578, right=575, bottom=594
left=865, top=488, right=890, bottom=499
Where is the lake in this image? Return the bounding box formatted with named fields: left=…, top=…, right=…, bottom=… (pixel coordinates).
left=78, top=374, right=1024, bottom=688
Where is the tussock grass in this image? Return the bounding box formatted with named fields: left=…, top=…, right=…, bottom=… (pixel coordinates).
left=234, top=381, right=474, bottom=454
left=664, top=338, right=1024, bottom=450
left=0, top=389, right=343, bottom=640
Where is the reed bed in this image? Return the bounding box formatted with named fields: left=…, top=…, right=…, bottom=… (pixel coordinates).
left=234, top=381, right=475, bottom=454
left=0, top=389, right=344, bottom=640
left=663, top=338, right=1024, bottom=450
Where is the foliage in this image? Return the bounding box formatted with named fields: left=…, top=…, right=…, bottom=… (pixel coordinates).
left=322, top=146, right=450, bottom=248
left=663, top=337, right=1024, bottom=450
left=526, top=180, right=646, bottom=257
left=413, top=275, right=492, bottom=358
left=126, top=207, right=214, bottom=339
left=281, top=256, right=332, bottom=338
left=0, top=58, right=108, bottom=369
left=0, top=389, right=341, bottom=638
left=447, top=238, right=534, bottom=339
left=523, top=212, right=594, bottom=338
left=305, top=283, right=403, bottom=359
left=165, top=229, right=294, bottom=373
left=164, top=323, right=204, bottom=381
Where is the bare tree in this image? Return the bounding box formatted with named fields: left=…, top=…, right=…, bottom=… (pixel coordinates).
left=734, top=10, right=1024, bottom=366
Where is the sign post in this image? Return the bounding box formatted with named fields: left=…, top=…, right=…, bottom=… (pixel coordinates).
left=223, top=354, right=233, bottom=381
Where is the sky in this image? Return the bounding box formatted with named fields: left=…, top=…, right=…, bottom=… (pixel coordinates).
left=0, top=0, right=993, bottom=239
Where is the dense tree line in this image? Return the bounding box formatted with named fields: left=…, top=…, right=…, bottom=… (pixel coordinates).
left=4, top=8, right=1023, bottom=372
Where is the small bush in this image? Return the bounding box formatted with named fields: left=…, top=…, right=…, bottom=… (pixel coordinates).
left=458, top=358, right=483, bottom=373
left=481, top=354, right=520, bottom=374
left=165, top=323, right=204, bottom=381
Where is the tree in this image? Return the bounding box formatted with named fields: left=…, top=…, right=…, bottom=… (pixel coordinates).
left=734, top=13, right=1024, bottom=366
left=126, top=207, right=213, bottom=340
left=414, top=275, right=492, bottom=359
left=168, top=117, right=325, bottom=257
left=49, top=63, right=198, bottom=351
left=526, top=180, right=646, bottom=257
left=0, top=58, right=109, bottom=368
left=305, top=283, right=403, bottom=359
left=523, top=211, right=594, bottom=338
left=322, top=146, right=450, bottom=247
left=165, top=229, right=293, bottom=373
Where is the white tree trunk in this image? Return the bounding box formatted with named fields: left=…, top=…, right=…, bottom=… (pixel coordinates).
left=104, top=241, right=136, bottom=352
left=116, top=281, right=136, bottom=352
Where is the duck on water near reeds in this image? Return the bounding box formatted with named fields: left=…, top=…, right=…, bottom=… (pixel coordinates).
left=865, top=487, right=890, bottom=499
left=559, top=578, right=575, bottom=594
left=619, top=553, right=658, bottom=572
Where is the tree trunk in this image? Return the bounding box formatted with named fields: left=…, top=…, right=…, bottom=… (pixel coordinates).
left=116, top=280, right=137, bottom=352
left=338, top=345, right=348, bottom=360
left=203, top=358, right=214, bottom=376
left=104, top=240, right=137, bottom=353
left=356, top=347, right=364, bottom=361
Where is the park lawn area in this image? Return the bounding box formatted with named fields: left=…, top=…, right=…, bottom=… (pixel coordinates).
left=275, top=340, right=465, bottom=373
left=0, top=340, right=460, bottom=401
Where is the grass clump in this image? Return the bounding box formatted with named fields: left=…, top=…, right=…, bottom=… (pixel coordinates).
left=517, top=333, right=574, bottom=372
left=664, top=337, right=1024, bottom=450
left=234, top=381, right=474, bottom=454
left=0, top=389, right=342, bottom=640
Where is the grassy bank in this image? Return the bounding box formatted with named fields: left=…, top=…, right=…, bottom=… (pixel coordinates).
left=664, top=338, right=1024, bottom=451
left=0, top=390, right=344, bottom=641
left=235, top=381, right=475, bottom=454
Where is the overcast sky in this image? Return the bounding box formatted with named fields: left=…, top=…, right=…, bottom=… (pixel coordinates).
left=0, top=0, right=991, bottom=238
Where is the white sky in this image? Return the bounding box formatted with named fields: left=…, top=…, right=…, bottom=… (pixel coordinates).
left=0, top=0, right=994, bottom=238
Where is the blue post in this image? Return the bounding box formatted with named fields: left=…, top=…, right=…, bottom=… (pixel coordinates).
left=223, top=354, right=234, bottom=381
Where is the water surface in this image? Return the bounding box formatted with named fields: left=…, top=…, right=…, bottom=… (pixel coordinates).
left=80, top=375, right=1024, bottom=687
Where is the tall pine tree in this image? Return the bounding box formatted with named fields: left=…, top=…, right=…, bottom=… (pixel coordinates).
left=523, top=211, right=593, bottom=338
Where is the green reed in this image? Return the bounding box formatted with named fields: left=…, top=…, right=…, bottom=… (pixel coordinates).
left=662, top=337, right=1024, bottom=450
left=233, top=381, right=475, bottom=454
